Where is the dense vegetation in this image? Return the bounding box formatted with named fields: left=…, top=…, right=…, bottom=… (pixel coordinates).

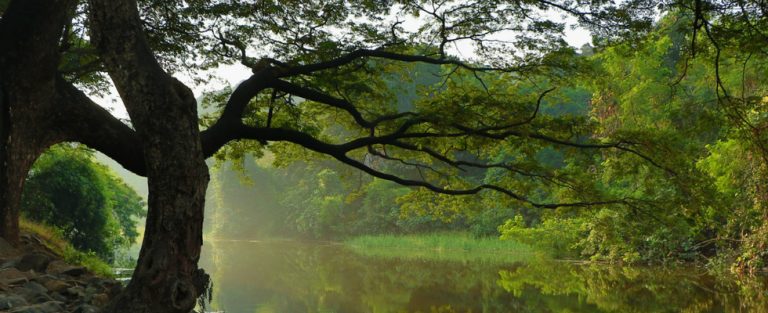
left=21, top=144, right=146, bottom=260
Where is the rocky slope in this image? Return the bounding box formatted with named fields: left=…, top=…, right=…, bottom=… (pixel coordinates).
left=0, top=233, right=122, bottom=313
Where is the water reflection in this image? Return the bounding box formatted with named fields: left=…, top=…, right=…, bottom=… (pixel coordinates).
left=199, top=240, right=768, bottom=313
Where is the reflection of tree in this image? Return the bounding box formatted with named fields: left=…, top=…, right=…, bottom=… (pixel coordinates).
left=497, top=262, right=768, bottom=312
left=203, top=241, right=531, bottom=312
left=200, top=241, right=768, bottom=312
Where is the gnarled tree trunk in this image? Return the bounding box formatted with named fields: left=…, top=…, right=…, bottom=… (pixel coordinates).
left=89, top=0, right=210, bottom=311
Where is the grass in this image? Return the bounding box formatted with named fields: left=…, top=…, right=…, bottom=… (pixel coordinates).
left=344, top=232, right=539, bottom=264
left=20, top=217, right=113, bottom=277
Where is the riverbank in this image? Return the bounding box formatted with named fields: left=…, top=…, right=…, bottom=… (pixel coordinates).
left=0, top=223, right=122, bottom=312
left=344, top=232, right=538, bottom=263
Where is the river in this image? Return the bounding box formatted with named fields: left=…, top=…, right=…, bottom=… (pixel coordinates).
left=197, top=239, right=768, bottom=312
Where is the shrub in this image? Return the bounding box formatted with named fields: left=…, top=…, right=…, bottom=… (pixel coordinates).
left=21, top=144, right=145, bottom=260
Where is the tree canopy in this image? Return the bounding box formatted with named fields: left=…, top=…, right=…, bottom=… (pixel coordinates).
left=21, top=144, right=146, bottom=259
left=1, top=0, right=767, bottom=311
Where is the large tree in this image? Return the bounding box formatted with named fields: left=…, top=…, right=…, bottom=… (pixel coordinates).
left=0, top=0, right=760, bottom=312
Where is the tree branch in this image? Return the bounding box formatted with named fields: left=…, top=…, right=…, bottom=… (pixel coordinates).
left=54, top=78, right=146, bottom=175
left=217, top=124, right=631, bottom=209
left=270, top=78, right=375, bottom=128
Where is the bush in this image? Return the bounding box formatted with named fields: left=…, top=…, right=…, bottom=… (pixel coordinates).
left=21, top=144, right=145, bottom=260
left=499, top=214, right=583, bottom=259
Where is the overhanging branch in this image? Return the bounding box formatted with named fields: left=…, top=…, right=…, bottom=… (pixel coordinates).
left=218, top=124, right=633, bottom=209
left=55, top=78, right=146, bottom=175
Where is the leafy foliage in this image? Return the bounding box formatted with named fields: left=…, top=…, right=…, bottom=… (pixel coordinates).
left=499, top=214, right=583, bottom=259
left=21, top=144, right=146, bottom=259
left=495, top=12, right=768, bottom=268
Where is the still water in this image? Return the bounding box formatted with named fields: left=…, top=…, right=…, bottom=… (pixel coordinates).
left=198, top=240, right=768, bottom=313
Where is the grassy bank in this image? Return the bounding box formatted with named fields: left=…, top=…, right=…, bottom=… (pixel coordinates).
left=20, top=217, right=113, bottom=277
left=344, top=232, right=539, bottom=264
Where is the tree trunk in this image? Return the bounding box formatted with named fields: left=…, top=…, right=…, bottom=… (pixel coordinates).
left=89, top=0, right=210, bottom=311
left=0, top=80, right=13, bottom=243
left=0, top=80, right=59, bottom=246
left=0, top=0, right=76, bottom=245
left=100, top=79, right=211, bottom=312
left=0, top=135, right=38, bottom=245
left=0, top=81, right=66, bottom=244
left=0, top=82, right=28, bottom=245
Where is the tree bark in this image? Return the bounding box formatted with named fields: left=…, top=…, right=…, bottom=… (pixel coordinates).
left=0, top=0, right=76, bottom=244
left=0, top=132, right=39, bottom=244
left=89, top=0, right=209, bottom=311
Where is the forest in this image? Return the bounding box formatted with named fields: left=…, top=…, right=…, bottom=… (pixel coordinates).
left=1, top=0, right=767, bottom=312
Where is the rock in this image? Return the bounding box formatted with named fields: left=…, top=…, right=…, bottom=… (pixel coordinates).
left=90, top=293, right=109, bottom=307
left=44, top=260, right=68, bottom=275
left=21, top=281, right=48, bottom=295
left=8, top=301, right=64, bottom=313
left=65, top=286, right=86, bottom=298
left=59, top=266, right=87, bottom=277
left=1, top=257, right=19, bottom=269
left=0, top=268, right=30, bottom=285
left=0, top=234, right=122, bottom=312
left=0, top=237, right=19, bottom=257
left=0, top=294, right=28, bottom=310
left=19, top=234, right=45, bottom=248
left=48, top=291, right=67, bottom=302
left=84, top=284, right=102, bottom=297
left=25, top=293, right=54, bottom=305
left=43, top=279, right=70, bottom=293
left=71, top=303, right=99, bottom=313
left=13, top=283, right=53, bottom=304
left=30, top=274, right=57, bottom=286
left=3, top=276, right=28, bottom=285
left=85, top=276, right=108, bottom=286
left=16, top=253, right=51, bottom=273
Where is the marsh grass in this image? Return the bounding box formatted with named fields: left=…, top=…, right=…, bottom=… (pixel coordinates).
left=20, top=217, right=113, bottom=277
left=345, top=232, right=539, bottom=264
